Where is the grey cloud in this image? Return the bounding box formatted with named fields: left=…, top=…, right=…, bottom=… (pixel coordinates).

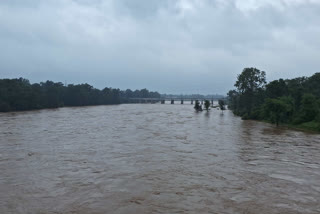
left=0, top=0, right=320, bottom=94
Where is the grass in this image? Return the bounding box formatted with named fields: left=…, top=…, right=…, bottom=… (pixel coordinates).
left=252, top=118, right=320, bottom=134
left=289, top=121, right=320, bottom=133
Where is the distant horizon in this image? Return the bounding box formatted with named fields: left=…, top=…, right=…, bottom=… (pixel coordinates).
left=0, top=75, right=227, bottom=96
left=2, top=68, right=319, bottom=96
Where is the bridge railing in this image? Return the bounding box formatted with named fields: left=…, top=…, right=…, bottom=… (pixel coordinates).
left=128, top=97, right=227, bottom=104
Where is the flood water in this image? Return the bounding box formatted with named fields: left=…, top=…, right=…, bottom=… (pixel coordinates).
left=0, top=103, right=320, bottom=214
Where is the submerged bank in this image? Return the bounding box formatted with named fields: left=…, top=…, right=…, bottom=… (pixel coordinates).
left=234, top=114, right=320, bottom=134
left=288, top=121, right=320, bottom=133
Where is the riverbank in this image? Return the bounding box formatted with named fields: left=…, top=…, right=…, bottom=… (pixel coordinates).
left=232, top=111, right=320, bottom=134
left=0, top=78, right=161, bottom=113
left=259, top=119, right=320, bottom=134
left=287, top=121, right=320, bottom=134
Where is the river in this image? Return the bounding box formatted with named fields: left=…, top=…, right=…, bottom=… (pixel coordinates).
left=0, top=103, right=319, bottom=214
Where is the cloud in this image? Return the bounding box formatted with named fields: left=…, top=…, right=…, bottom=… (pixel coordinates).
left=0, top=0, right=320, bottom=94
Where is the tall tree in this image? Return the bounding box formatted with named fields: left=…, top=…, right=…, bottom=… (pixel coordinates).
left=194, top=100, right=202, bottom=111
left=204, top=100, right=210, bottom=111
left=263, top=98, right=291, bottom=126
left=299, top=94, right=319, bottom=123
left=218, top=99, right=226, bottom=114
left=234, top=67, right=266, bottom=116
left=266, top=79, right=288, bottom=99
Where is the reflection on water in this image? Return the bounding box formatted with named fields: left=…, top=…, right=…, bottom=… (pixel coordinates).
left=0, top=104, right=320, bottom=214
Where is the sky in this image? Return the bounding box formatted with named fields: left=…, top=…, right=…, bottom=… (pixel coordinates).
left=0, top=0, right=320, bottom=94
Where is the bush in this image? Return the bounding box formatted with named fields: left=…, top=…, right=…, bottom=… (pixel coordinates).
left=242, top=113, right=250, bottom=120
left=298, top=121, right=320, bottom=132
left=250, top=107, right=263, bottom=120
left=298, top=94, right=319, bottom=123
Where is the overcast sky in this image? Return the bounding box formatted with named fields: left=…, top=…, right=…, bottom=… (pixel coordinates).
left=0, top=0, right=319, bottom=94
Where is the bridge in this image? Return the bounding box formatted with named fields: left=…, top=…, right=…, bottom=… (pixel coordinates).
left=129, top=97, right=226, bottom=104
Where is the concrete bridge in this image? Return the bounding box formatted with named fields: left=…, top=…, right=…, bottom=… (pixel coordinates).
left=129, top=97, right=225, bottom=104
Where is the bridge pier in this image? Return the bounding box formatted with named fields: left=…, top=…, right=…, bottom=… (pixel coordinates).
left=171, top=100, right=174, bottom=104
left=161, top=100, right=165, bottom=104
left=191, top=100, right=193, bottom=105
left=181, top=100, right=184, bottom=104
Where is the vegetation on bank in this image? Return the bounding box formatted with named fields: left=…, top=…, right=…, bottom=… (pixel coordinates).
left=228, top=68, right=320, bottom=132
left=0, top=78, right=160, bottom=112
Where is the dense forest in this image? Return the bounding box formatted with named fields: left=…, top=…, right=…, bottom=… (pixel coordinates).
left=0, top=78, right=160, bottom=112
left=228, top=68, right=320, bottom=132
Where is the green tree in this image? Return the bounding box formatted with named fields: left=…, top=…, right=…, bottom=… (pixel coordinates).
left=194, top=100, right=202, bottom=111
left=235, top=68, right=266, bottom=94
left=218, top=99, right=225, bottom=114
left=234, top=67, right=266, bottom=116
left=227, top=70, right=320, bottom=132
left=298, top=94, right=319, bottom=123
left=227, top=90, right=239, bottom=111
left=263, top=98, right=291, bottom=126
left=304, top=73, right=320, bottom=98
left=204, top=100, right=210, bottom=111
left=266, top=79, right=288, bottom=98
left=286, top=77, right=307, bottom=112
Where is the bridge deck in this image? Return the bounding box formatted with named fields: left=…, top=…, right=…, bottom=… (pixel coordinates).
left=129, top=98, right=224, bottom=101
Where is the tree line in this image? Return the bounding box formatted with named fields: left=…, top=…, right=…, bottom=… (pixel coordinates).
left=228, top=68, right=320, bottom=132
left=0, top=78, right=160, bottom=112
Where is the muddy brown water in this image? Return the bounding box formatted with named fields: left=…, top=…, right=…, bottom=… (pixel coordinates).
left=0, top=104, right=320, bottom=214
